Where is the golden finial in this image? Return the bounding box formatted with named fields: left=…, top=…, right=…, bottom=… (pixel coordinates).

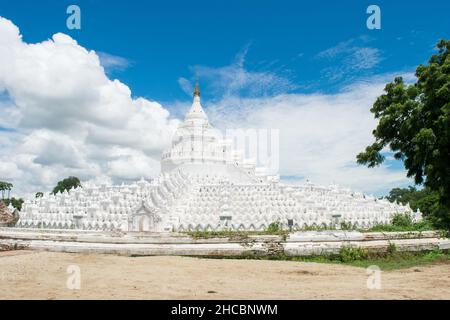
left=193, top=81, right=200, bottom=97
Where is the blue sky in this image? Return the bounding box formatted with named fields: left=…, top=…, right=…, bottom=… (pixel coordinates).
left=0, top=0, right=449, bottom=196
left=1, top=0, right=447, bottom=103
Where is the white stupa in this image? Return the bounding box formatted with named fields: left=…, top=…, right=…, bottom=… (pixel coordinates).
left=17, top=83, right=422, bottom=232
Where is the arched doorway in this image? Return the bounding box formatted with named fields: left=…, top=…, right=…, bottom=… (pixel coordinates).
left=139, top=215, right=150, bottom=232
left=129, top=201, right=161, bottom=232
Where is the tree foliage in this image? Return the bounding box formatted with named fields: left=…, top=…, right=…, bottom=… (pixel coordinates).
left=0, top=181, right=13, bottom=199
left=357, top=39, right=450, bottom=229
left=387, top=186, right=437, bottom=211
left=0, top=181, right=22, bottom=210
left=52, top=176, right=82, bottom=195
left=2, top=197, right=24, bottom=211
left=386, top=186, right=443, bottom=228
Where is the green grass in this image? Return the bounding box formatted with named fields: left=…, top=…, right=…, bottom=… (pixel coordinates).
left=0, top=242, right=25, bottom=252
left=186, top=229, right=288, bottom=239
left=184, top=214, right=445, bottom=239
left=283, top=250, right=450, bottom=270
left=339, top=250, right=450, bottom=270
left=298, top=245, right=450, bottom=270
left=186, top=221, right=289, bottom=239
left=197, top=248, right=450, bottom=270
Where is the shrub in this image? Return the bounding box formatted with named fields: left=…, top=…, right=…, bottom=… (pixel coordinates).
left=387, top=241, right=397, bottom=255
left=340, top=221, right=354, bottom=230
left=266, top=221, right=282, bottom=233
left=391, top=213, right=413, bottom=227
left=365, top=212, right=437, bottom=232
left=339, top=246, right=367, bottom=262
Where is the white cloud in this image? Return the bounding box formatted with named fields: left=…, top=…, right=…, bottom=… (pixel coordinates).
left=178, top=77, right=194, bottom=96
left=180, top=45, right=297, bottom=98
left=107, top=148, right=161, bottom=180
left=317, top=37, right=383, bottom=81
left=205, top=75, right=413, bottom=196
left=0, top=17, right=179, bottom=196
left=0, top=161, right=22, bottom=180
left=97, top=51, right=131, bottom=72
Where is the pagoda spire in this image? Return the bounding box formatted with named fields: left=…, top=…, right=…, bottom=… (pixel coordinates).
left=185, top=80, right=207, bottom=122
left=193, top=81, right=200, bottom=97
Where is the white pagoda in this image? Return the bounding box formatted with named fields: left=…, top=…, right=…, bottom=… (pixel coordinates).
left=17, top=84, right=422, bottom=232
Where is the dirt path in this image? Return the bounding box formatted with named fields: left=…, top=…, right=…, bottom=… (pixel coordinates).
left=0, top=250, right=449, bottom=299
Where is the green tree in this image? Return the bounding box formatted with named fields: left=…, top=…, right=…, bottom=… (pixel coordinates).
left=52, top=176, right=82, bottom=195
left=0, top=181, right=13, bottom=199
left=386, top=186, right=439, bottom=216
left=35, top=192, right=44, bottom=198
left=0, top=181, right=21, bottom=210
left=357, top=39, right=450, bottom=229
left=386, top=186, right=441, bottom=226
left=2, top=197, right=24, bottom=211
left=386, top=186, right=417, bottom=204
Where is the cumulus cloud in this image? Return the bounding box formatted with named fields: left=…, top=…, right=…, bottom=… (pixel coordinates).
left=0, top=17, right=179, bottom=196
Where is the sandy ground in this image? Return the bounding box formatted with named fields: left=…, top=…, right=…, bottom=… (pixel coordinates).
left=0, top=250, right=449, bottom=299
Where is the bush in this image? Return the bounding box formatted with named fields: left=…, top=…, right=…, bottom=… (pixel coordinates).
left=387, top=241, right=397, bottom=255
left=1, top=198, right=24, bottom=211
left=339, top=246, right=367, bottom=262
left=391, top=213, right=413, bottom=227
left=384, top=186, right=449, bottom=230
left=340, top=221, right=354, bottom=230
left=266, top=221, right=282, bottom=233
left=366, top=213, right=435, bottom=232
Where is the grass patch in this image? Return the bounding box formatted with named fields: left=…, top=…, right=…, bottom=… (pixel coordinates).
left=339, top=250, right=450, bottom=270
left=186, top=229, right=288, bottom=239
left=198, top=248, right=450, bottom=270
left=282, top=250, right=450, bottom=270
left=184, top=214, right=445, bottom=239
left=0, top=242, right=26, bottom=252
left=186, top=222, right=289, bottom=239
